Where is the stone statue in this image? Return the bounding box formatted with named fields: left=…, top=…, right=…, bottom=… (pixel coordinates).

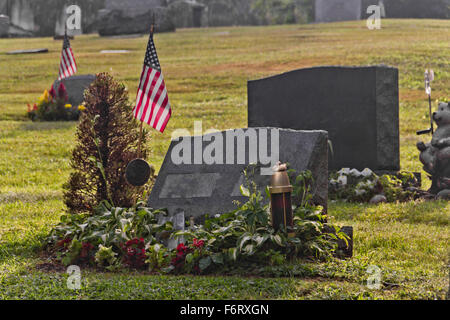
left=417, top=102, right=450, bottom=199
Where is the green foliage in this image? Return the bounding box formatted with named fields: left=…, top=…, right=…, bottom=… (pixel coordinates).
left=146, top=244, right=171, bottom=273
left=61, top=239, right=82, bottom=266
left=329, top=168, right=418, bottom=203
left=63, top=73, right=150, bottom=214
left=94, top=244, right=118, bottom=267
left=288, top=169, right=314, bottom=207
left=47, top=201, right=173, bottom=267
left=175, top=170, right=348, bottom=274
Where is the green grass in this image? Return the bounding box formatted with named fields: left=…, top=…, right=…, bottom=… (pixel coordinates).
left=0, top=19, right=449, bottom=300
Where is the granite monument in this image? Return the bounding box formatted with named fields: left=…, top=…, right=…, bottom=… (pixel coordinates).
left=148, top=128, right=329, bottom=219
left=53, top=74, right=96, bottom=108
left=248, top=65, right=400, bottom=172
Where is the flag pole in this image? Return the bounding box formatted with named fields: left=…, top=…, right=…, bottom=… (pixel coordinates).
left=61, top=19, right=67, bottom=85
left=137, top=16, right=156, bottom=158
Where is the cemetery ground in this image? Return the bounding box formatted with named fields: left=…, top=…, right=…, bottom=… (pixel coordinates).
left=0, top=19, right=449, bottom=299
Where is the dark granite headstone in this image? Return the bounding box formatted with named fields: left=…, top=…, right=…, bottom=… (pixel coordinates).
left=248, top=65, right=400, bottom=171
left=148, top=128, right=328, bottom=218
left=53, top=74, right=96, bottom=108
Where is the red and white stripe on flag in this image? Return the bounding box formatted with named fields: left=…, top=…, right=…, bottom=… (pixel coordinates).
left=133, top=65, right=172, bottom=133
left=58, top=48, right=77, bottom=80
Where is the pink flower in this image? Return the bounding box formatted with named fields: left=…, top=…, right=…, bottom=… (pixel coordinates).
left=58, top=83, right=68, bottom=101
left=49, top=86, right=56, bottom=98
left=193, top=238, right=205, bottom=248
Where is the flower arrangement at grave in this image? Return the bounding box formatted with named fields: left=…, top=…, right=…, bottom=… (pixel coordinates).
left=328, top=168, right=424, bottom=203
left=27, top=83, right=81, bottom=121
left=47, top=166, right=350, bottom=276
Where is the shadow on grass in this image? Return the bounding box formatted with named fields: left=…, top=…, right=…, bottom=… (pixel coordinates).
left=18, top=121, right=77, bottom=132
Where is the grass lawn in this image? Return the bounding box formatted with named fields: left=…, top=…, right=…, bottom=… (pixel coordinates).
left=0, top=19, right=449, bottom=300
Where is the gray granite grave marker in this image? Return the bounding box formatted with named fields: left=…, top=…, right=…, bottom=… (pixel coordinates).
left=248, top=65, right=400, bottom=172
left=148, top=128, right=328, bottom=218
left=7, top=48, right=48, bottom=55
left=53, top=74, right=96, bottom=108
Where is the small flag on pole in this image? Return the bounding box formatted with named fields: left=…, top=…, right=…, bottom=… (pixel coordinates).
left=133, top=29, right=171, bottom=133
left=58, top=30, right=77, bottom=80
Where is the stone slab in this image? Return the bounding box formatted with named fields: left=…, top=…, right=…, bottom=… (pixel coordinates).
left=148, top=128, right=328, bottom=218
left=100, top=50, right=131, bottom=54
left=6, top=48, right=48, bottom=54
left=53, top=74, right=96, bottom=108
left=248, top=65, right=400, bottom=171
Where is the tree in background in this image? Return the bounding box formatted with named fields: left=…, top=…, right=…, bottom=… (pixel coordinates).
left=361, top=0, right=450, bottom=19
left=64, top=73, right=149, bottom=214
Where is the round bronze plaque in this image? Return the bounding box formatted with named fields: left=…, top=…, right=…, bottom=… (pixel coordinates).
left=125, top=159, right=152, bottom=186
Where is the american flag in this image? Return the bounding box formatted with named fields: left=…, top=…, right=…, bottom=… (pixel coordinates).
left=58, top=32, right=77, bottom=80
left=133, top=32, right=171, bottom=133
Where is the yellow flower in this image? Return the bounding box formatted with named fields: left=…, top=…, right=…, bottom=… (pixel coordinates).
left=38, top=89, right=51, bottom=104
left=43, top=90, right=50, bottom=102
left=65, top=104, right=72, bottom=109
left=78, top=105, right=86, bottom=111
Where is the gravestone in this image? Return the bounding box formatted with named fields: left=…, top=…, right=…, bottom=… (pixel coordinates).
left=0, top=15, right=9, bottom=37
left=9, top=0, right=35, bottom=33
left=53, top=74, right=96, bottom=107
left=97, top=0, right=175, bottom=36
left=248, top=65, right=400, bottom=172
left=168, top=0, right=206, bottom=28
left=315, top=0, right=362, bottom=23
left=6, top=48, right=48, bottom=54
left=148, top=128, right=328, bottom=219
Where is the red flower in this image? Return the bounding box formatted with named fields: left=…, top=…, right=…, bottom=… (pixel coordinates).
left=58, top=83, right=68, bottom=101
left=193, top=238, right=205, bottom=248
left=177, top=243, right=187, bottom=252
left=80, top=242, right=94, bottom=259
left=121, top=238, right=147, bottom=269
left=33, top=103, right=38, bottom=111
left=56, top=238, right=72, bottom=248
left=49, top=86, right=56, bottom=98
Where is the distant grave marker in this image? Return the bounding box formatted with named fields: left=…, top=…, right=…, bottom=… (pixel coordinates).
left=7, top=48, right=48, bottom=55
left=100, top=50, right=131, bottom=54
left=53, top=74, right=96, bottom=108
